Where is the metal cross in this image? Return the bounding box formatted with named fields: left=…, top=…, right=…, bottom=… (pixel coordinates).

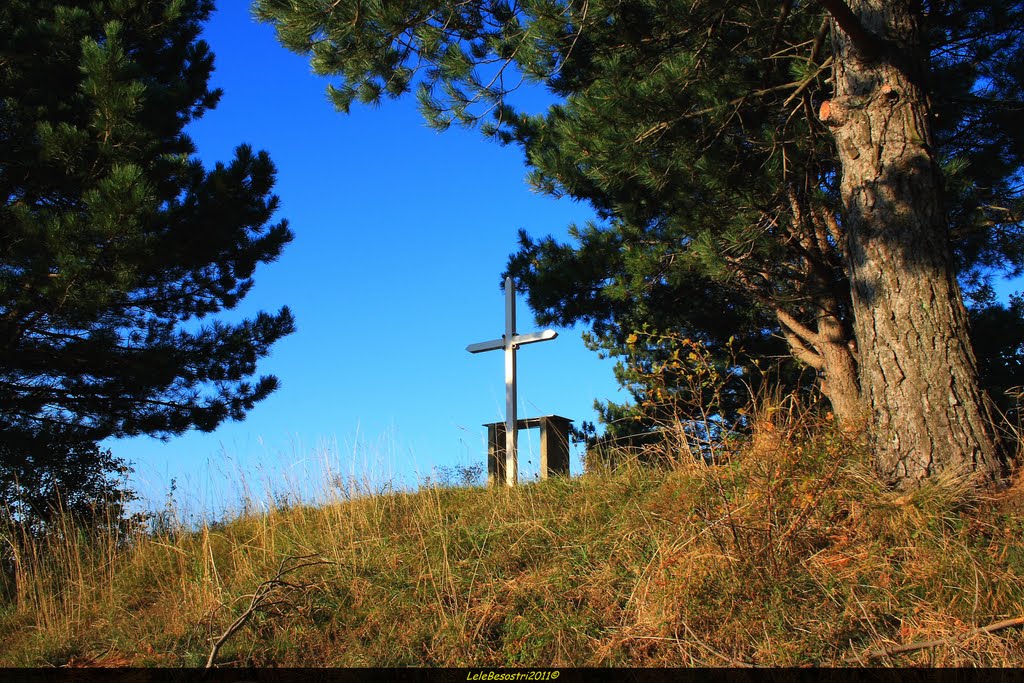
left=467, top=276, right=557, bottom=486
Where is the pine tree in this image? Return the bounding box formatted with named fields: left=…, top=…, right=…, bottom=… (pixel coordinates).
left=255, top=0, right=1022, bottom=485
left=1, top=1, right=294, bottom=467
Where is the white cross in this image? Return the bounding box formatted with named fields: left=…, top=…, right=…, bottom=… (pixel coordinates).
left=467, top=276, right=557, bottom=486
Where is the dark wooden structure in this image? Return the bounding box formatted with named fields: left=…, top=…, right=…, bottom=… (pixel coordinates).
left=483, top=415, right=572, bottom=487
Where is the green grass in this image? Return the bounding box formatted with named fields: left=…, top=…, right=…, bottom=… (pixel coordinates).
left=2, top=404, right=1023, bottom=667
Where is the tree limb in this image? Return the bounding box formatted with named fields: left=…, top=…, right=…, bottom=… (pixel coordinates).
left=205, top=554, right=334, bottom=668
left=769, top=0, right=794, bottom=57
left=775, top=308, right=822, bottom=347
left=782, top=57, right=832, bottom=107
left=815, top=0, right=886, bottom=60
left=808, top=17, right=830, bottom=66
left=782, top=328, right=826, bottom=370
left=845, top=615, right=1024, bottom=664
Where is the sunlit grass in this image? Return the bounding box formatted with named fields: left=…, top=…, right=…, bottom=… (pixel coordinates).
left=2, top=398, right=1023, bottom=667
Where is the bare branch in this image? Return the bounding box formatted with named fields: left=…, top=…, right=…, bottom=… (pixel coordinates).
left=782, top=327, right=826, bottom=370
left=809, top=17, right=830, bottom=65
left=817, top=207, right=847, bottom=259
left=775, top=307, right=822, bottom=347
left=845, top=615, right=1024, bottom=664
left=205, top=554, right=334, bottom=669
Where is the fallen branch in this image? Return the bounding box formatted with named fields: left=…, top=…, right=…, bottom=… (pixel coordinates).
left=205, top=553, right=334, bottom=669
left=845, top=615, right=1024, bottom=664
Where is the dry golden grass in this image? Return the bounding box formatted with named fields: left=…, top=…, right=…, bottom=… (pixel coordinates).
left=2, top=398, right=1023, bottom=667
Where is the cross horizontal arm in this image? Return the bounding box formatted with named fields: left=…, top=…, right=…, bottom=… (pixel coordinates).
left=511, top=330, right=558, bottom=346
left=466, top=338, right=506, bottom=354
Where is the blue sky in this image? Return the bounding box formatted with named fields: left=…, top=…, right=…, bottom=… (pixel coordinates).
left=106, top=3, right=622, bottom=514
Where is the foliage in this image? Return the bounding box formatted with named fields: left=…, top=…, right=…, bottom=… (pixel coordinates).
left=580, top=330, right=769, bottom=468
left=422, top=462, right=486, bottom=488
left=0, top=0, right=294, bottom=448
left=970, top=293, right=1024, bottom=405
left=254, top=0, right=575, bottom=128
left=968, top=291, right=1024, bottom=451
left=0, top=427, right=141, bottom=540
left=507, top=218, right=804, bottom=455
left=253, top=0, right=1023, bottom=293
left=498, top=0, right=1024, bottom=445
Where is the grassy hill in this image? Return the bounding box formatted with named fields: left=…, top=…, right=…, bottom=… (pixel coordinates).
left=2, top=402, right=1023, bottom=667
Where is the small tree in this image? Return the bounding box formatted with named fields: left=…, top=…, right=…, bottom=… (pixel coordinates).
left=0, top=426, right=140, bottom=539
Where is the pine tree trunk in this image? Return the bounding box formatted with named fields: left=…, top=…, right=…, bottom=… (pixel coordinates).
left=822, top=0, right=1001, bottom=485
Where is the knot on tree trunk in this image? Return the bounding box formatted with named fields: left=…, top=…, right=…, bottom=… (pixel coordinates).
left=819, top=99, right=844, bottom=126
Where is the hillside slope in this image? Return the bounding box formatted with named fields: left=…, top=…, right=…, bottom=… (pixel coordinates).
left=2, top=410, right=1023, bottom=667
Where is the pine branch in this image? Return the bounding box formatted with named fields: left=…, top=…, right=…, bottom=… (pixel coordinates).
left=816, top=208, right=846, bottom=257
left=770, top=0, right=794, bottom=55
left=550, top=0, right=589, bottom=79
left=782, top=56, right=832, bottom=107
left=681, top=79, right=809, bottom=121
left=808, top=17, right=830, bottom=66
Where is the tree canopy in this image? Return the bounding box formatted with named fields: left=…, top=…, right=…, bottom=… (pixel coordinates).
left=501, top=0, right=1024, bottom=463
left=1, top=1, right=294, bottom=459
left=256, top=0, right=1023, bottom=484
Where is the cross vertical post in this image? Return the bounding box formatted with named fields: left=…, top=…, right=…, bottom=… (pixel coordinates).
left=504, top=280, right=517, bottom=485
left=467, top=276, right=558, bottom=487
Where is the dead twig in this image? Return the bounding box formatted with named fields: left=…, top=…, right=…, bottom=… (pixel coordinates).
left=845, top=615, right=1024, bottom=664
left=205, top=553, right=334, bottom=669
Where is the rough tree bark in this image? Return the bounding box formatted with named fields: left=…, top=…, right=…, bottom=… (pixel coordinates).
left=820, top=0, right=1001, bottom=484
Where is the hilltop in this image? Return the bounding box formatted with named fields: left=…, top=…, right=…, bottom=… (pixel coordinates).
left=2, top=403, right=1023, bottom=667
